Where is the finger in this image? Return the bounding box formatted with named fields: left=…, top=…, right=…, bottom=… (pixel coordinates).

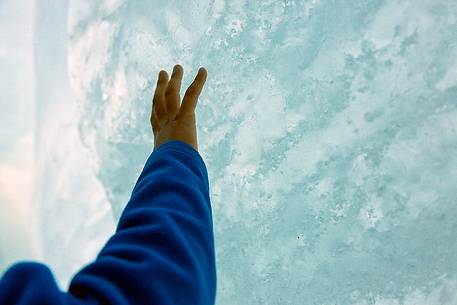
left=150, top=108, right=160, bottom=134
left=165, top=64, right=184, bottom=118
left=178, top=67, right=207, bottom=118
left=152, top=70, right=169, bottom=123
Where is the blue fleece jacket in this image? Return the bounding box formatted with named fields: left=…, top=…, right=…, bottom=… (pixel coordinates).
left=0, top=140, right=217, bottom=305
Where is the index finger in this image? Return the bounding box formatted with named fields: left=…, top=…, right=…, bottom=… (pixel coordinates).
left=178, top=67, right=207, bottom=117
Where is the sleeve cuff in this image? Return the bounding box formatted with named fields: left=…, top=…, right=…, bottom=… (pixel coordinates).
left=147, top=140, right=209, bottom=184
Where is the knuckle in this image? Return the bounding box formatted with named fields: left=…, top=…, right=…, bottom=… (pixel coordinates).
left=165, top=83, right=176, bottom=97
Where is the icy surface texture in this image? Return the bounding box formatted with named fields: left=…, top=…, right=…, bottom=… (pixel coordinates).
left=67, top=0, right=457, bottom=304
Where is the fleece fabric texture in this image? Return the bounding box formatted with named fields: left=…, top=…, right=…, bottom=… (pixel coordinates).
left=0, top=140, right=217, bottom=305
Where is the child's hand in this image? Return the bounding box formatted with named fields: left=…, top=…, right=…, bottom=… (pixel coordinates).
left=151, top=65, right=207, bottom=152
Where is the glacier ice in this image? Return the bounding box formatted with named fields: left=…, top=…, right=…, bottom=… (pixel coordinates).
left=2, top=0, right=457, bottom=304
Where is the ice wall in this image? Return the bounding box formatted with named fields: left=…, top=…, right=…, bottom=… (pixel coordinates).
left=33, top=0, right=457, bottom=304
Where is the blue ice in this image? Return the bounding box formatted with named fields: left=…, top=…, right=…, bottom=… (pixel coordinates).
left=1, top=0, right=457, bottom=304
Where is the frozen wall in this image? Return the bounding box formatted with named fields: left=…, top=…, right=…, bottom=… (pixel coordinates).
left=66, top=1, right=457, bottom=304
left=2, top=0, right=457, bottom=304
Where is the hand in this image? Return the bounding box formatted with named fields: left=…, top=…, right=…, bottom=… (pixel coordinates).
left=151, top=64, right=207, bottom=152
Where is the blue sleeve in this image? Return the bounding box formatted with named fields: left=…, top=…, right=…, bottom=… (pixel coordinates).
left=0, top=140, right=217, bottom=305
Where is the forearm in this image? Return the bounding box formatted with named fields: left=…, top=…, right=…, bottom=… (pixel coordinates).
left=0, top=140, right=217, bottom=305
left=68, top=140, right=217, bottom=305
